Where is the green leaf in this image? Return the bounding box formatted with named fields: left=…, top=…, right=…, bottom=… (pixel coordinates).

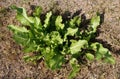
left=46, top=54, right=65, bottom=70
left=41, top=47, right=55, bottom=60
left=11, top=5, right=34, bottom=25
left=69, top=16, right=81, bottom=27
left=44, top=11, right=52, bottom=28
left=90, top=42, right=115, bottom=63
left=50, top=31, right=63, bottom=44
left=90, top=14, right=100, bottom=33
left=64, top=27, right=78, bottom=40
left=86, top=53, right=94, bottom=61
left=34, top=17, right=41, bottom=28
left=103, top=57, right=115, bottom=64
left=68, top=58, right=80, bottom=79
left=23, top=41, right=37, bottom=53
left=8, top=24, right=37, bottom=53
left=13, top=33, right=29, bottom=45
left=8, top=25, right=28, bottom=33
left=90, top=42, right=109, bottom=55
left=70, top=40, right=88, bottom=54
left=33, top=6, right=42, bottom=17
left=66, top=27, right=78, bottom=36
left=55, top=16, right=64, bottom=30
left=23, top=55, right=42, bottom=62
left=95, top=53, right=103, bottom=60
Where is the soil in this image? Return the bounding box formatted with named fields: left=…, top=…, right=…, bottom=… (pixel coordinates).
left=0, top=0, right=120, bottom=79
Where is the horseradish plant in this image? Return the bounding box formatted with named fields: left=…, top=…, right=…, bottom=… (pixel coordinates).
left=8, top=5, right=115, bottom=79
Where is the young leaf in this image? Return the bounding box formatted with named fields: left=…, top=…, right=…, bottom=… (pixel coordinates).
left=44, top=11, right=52, bottom=28
left=50, top=31, right=63, bottom=44
left=33, top=6, right=42, bottom=17
left=55, top=16, right=65, bottom=30
left=69, top=16, right=81, bottom=27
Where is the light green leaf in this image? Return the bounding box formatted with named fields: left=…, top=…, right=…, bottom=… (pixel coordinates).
left=90, top=42, right=115, bottom=63
left=103, top=57, right=115, bottom=64
left=46, top=54, right=65, bottom=70
left=44, top=11, right=52, bottom=28
left=23, top=55, right=42, bottom=62
left=55, top=16, right=64, bottom=30
left=13, top=33, right=29, bottom=46
left=69, top=16, right=81, bottom=27
left=34, top=17, right=41, bottom=28
left=86, top=53, right=94, bottom=61
left=8, top=25, right=28, bottom=33
left=90, top=42, right=109, bottom=55
left=50, top=31, right=63, bottom=44
left=33, top=6, right=42, bottom=17
left=9, top=25, right=37, bottom=53
left=68, top=58, right=80, bottom=79
left=70, top=40, right=88, bottom=54
left=96, top=53, right=103, bottom=60
left=90, top=15, right=100, bottom=32
left=23, top=41, right=37, bottom=53
left=42, top=47, right=55, bottom=60
left=11, top=5, right=34, bottom=25
left=66, top=27, right=78, bottom=36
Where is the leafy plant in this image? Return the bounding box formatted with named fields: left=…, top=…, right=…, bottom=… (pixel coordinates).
left=8, top=5, right=115, bottom=79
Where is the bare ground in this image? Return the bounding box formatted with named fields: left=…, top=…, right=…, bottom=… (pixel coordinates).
left=0, top=0, right=120, bottom=79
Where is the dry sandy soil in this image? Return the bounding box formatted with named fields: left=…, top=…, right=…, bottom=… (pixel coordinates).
left=0, top=0, right=120, bottom=79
